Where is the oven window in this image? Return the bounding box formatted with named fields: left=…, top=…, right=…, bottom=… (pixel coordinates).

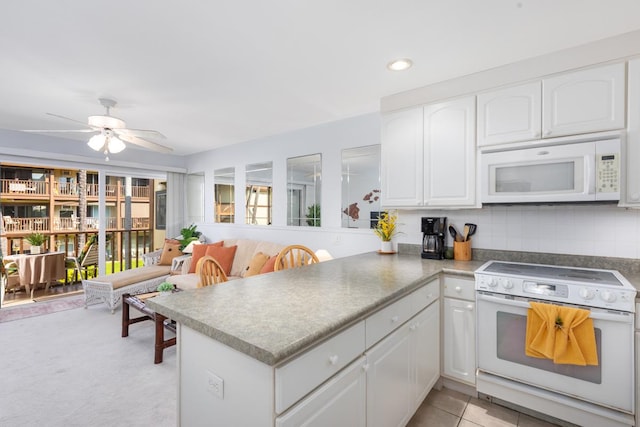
left=496, top=311, right=601, bottom=384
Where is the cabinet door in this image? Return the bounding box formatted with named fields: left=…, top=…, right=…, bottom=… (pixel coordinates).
left=366, top=323, right=412, bottom=427
left=542, top=63, right=625, bottom=138
left=477, top=81, right=542, bottom=146
left=381, top=107, right=424, bottom=207
left=276, top=357, right=366, bottom=427
left=423, top=96, right=477, bottom=207
left=411, top=302, right=440, bottom=410
left=623, top=59, right=640, bottom=206
left=443, top=298, right=476, bottom=385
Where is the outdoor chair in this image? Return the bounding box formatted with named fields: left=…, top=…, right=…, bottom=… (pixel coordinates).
left=274, top=245, right=319, bottom=271
left=195, top=255, right=228, bottom=287
left=66, top=236, right=100, bottom=282
left=2, top=258, right=22, bottom=293
left=2, top=216, right=16, bottom=232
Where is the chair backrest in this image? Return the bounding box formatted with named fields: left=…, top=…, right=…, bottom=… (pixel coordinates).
left=2, top=259, right=21, bottom=290
left=3, top=216, right=15, bottom=231
left=196, top=255, right=228, bottom=288
left=80, top=243, right=100, bottom=267
left=274, top=245, right=319, bottom=271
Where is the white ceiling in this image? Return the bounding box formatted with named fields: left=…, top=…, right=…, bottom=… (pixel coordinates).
left=2, top=1, right=640, bottom=157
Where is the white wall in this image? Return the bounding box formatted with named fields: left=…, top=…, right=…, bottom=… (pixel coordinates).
left=185, top=113, right=384, bottom=258
left=185, top=113, right=640, bottom=260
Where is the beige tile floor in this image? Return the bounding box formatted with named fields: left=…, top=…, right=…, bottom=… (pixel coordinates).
left=408, top=387, right=562, bottom=427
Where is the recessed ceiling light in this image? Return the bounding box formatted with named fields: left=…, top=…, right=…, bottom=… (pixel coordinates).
left=387, top=58, right=413, bottom=71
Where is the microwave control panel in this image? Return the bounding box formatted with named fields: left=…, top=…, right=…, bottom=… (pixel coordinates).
left=597, top=153, right=619, bottom=193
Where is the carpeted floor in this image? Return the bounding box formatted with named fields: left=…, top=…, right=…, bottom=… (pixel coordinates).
left=0, top=301, right=177, bottom=426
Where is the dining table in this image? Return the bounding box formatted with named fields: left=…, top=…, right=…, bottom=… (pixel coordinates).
left=5, top=251, right=66, bottom=298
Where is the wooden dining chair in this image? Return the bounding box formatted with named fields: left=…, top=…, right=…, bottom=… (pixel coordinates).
left=195, top=255, right=228, bottom=288
left=274, top=245, right=320, bottom=271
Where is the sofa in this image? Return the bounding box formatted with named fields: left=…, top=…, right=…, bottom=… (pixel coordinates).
left=82, top=244, right=182, bottom=313
left=166, top=239, right=285, bottom=290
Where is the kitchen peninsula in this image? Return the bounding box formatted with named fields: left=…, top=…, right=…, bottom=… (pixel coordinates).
left=147, top=252, right=481, bottom=426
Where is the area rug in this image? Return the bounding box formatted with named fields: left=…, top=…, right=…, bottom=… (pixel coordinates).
left=0, top=294, right=85, bottom=323
left=33, top=289, right=84, bottom=302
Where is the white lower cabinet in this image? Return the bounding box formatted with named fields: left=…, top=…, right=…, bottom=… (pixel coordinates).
left=276, top=356, right=367, bottom=427
left=412, top=301, right=440, bottom=408
left=366, top=301, right=440, bottom=427
left=443, top=298, right=476, bottom=385
left=179, top=280, right=441, bottom=427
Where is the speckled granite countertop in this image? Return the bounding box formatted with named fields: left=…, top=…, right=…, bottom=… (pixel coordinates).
left=146, top=252, right=482, bottom=366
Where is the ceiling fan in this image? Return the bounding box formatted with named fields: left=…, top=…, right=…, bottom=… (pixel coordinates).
left=22, top=98, right=173, bottom=160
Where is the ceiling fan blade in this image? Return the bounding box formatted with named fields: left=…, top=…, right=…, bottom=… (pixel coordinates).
left=46, top=112, right=91, bottom=127
left=118, top=134, right=173, bottom=154
left=113, top=127, right=167, bottom=139
left=21, top=129, right=96, bottom=133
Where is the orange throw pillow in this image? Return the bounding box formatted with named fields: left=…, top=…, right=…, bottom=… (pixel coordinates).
left=188, top=241, right=223, bottom=273
left=260, top=253, right=279, bottom=274
left=205, top=245, right=238, bottom=276
left=159, top=239, right=183, bottom=265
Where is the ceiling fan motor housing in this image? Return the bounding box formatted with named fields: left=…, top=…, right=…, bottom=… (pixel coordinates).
left=88, top=115, right=125, bottom=129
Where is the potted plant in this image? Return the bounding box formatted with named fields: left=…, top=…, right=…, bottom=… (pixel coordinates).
left=26, top=232, right=46, bottom=254
left=157, top=282, right=175, bottom=294
left=373, top=211, right=399, bottom=253
left=178, top=224, right=202, bottom=251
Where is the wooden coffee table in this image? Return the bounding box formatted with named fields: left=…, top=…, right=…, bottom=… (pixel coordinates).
left=122, top=291, right=177, bottom=364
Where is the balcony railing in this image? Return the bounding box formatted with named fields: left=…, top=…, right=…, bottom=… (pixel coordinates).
left=1, top=179, right=150, bottom=199
left=1, top=229, right=156, bottom=278
left=2, top=217, right=150, bottom=233
left=3, top=179, right=46, bottom=195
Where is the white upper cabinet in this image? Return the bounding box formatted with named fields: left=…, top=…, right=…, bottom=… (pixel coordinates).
left=381, top=107, right=424, bottom=207
left=477, top=81, right=542, bottom=146
left=542, top=63, right=625, bottom=138
left=424, top=96, right=477, bottom=207
left=622, top=58, right=640, bottom=207
left=477, top=63, right=625, bottom=148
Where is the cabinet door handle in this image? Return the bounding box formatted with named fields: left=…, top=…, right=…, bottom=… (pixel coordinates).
left=362, top=363, right=370, bottom=372
left=467, top=304, right=474, bottom=310
left=391, top=315, right=399, bottom=323
left=329, top=355, right=339, bottom=365
left=455, top=286, right=461, bottom=293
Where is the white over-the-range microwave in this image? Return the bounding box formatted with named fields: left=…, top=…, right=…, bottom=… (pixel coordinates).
left=480, top=132, right=622, bottom=204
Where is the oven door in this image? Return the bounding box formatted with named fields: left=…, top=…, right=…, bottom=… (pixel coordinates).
left=476, top=292, right=634, bottom=413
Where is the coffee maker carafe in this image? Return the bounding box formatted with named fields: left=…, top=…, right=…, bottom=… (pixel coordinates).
left=421, top=217, right=446, bottom=260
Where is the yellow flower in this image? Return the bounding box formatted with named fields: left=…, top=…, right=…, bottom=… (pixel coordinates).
left=373, top=211, right=398, bottom=242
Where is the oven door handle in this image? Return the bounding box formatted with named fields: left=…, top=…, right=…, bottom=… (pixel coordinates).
left=476, top=293, right=632, bottom=323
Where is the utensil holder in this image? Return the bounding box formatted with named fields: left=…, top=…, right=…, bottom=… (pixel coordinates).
left=453, top=239, right=472, bottom=261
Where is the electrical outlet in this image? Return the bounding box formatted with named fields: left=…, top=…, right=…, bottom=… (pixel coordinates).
left=206, top=370, right=224, bottom=399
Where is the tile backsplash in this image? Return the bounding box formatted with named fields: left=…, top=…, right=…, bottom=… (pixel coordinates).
left=396, top=204, right=640, bottom=260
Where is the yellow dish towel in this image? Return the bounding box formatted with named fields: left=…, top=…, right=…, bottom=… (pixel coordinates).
left=525, top=301, right=598, bottom=366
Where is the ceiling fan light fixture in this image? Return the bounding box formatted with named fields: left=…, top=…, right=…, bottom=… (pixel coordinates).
left=88, top=134, right=106, bottom=151
left=108, top=136, right=126, bottom=154
left=387, top=58, right=413, bottom=71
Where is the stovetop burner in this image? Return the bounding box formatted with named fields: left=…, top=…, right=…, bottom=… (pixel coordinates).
left=482, top=261, right=623, bottom=286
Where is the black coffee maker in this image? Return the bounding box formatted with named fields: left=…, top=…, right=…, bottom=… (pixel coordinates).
left=421, top=217, right=446, bottom=260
